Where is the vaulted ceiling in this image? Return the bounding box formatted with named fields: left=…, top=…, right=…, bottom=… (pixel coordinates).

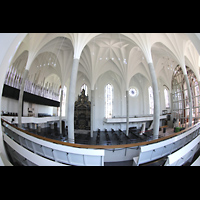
left=8, top=33, right=200, bottom=93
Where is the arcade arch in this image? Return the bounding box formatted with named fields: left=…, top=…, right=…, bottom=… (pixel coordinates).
left=1, top=33, right=200, bottom=142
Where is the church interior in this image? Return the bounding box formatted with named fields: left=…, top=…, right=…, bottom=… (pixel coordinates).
left=1, top=33, right=200, bottom=166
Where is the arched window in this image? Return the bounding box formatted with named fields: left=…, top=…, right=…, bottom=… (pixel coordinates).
left=148, top=86, right=154, bottom=114
left=164, top=88, right=170, bottom=108
left=81, top=84, right=88, bottom=96
left=172, top=65, right=200, bottom=126
left=105, top=84, right=113, bottom=118
left=129, top=87, right=139, bottom=97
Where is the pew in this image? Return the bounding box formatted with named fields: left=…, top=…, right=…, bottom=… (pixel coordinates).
left=164, top=135, right=200, bottom=166
left=122, top=131, right=133, bottom=143
left=114, top=132, right=123, bottom=144
left=129, top=127, right=138, bottom=133
left=143, top=130, right=153, bottom=138
left=133, top=125, right=200, bottom=166
left=0, top=152, right=12, bottom=166
left=83, top=132, right=90, bottom=144
left=96, top=132, right=100, bottom=145
left=105, top=132, right=111, bottom=145
left=3, top=121, right=104, bottom=166
left=191, top=155, right=200, bottom=166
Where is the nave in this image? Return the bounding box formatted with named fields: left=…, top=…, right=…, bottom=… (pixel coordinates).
left=2, top=33, right=200, bottom=166
left=9, top=125, right=200, bottom=166
left=2, top=117, right=200, bottom=166
left=105, top=138, right=200, bottom=166
left=24, top=125, right=171, bottom=146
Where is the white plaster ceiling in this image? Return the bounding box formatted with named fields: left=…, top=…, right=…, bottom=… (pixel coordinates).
left=8, top=33, right=200, bottom=93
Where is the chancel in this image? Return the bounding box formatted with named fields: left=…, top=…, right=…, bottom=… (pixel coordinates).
left=74, top=89, right=91, bottom=130
left=0, top=33, right=200, bottom=166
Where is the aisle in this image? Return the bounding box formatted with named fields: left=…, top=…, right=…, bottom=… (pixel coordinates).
left=24, top=126, right=176, bottom=146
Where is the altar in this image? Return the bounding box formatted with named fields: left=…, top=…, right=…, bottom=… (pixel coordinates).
left=74, top=89, right=91, bottom=130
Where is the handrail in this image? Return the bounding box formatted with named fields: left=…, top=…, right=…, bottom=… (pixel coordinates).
left=1, top=118, right=200, bottom=150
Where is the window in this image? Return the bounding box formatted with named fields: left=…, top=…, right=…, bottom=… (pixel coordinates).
left=129, top=87, right=139, bottom=97
left=58, top=86, right=67, bottom=117
left=164, top=88, right=170, bottom=108
left=148, top=86, right=154, bottom=114
left=172, top=65, right=200, bottom=126
left=105, top=84, right=113, bottom=118
left=81, top=84, right=88, bottom=96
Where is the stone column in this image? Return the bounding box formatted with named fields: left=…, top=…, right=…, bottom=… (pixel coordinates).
left=184, top=74, right=193, bottom=127
left=148, top=63, right=160, bottom=139
left=126, top=90, right=129, bottom=136
left=90, top=90, right=95, bottom=137
left=67, top=59, right=80, bottom=143
left=59, top=89, right=63, bottom=134
left=18, top=69, right=29, bottom=128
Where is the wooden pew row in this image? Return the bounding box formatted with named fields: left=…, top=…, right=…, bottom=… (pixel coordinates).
left=133, top=123, right=200, bottom=166
left=164, top=135, right=200, bottom=166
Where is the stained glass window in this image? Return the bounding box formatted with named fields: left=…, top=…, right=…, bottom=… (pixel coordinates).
left=164, top=88, right=170, bottom=108
left=81, top=84, right=88, bottom=96
left=105, top=84, right=113, bottom=118
left=129, top=87, right=139, bottom=97
left=149, top=86, right=154, bottom=114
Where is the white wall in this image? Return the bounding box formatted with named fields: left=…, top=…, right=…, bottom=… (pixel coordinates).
left=0, top=33, right=27, bottom=158
left=1, top=96, right=56, bottom=117
left=1, top=97, right=18, bottom=113
left=0, top=33, right=200, bottom=163
left=94, top=71, right=123, bottom=131
left=158, top=78, right=171, bottom=114
left=75, top=72, right=91, bottom=101
left=74, top=69, right=170, bottom=131
left=0, top=34, right=171, bottom=138
left=129, top=77, right=143, bottom=116
left=24, top=102, right=55, bottom=117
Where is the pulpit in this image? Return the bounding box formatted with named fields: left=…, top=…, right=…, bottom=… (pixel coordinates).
left=74, top=89, right=91, bottom=130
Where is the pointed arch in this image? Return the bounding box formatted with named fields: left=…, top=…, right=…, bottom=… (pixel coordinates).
left=148, top=86, right=154, bottom=114
left=95, top=59, right=123, bottom=86
left=81, top=83, right=88, bottom=96
left=105, top=83, right=113, bottom=119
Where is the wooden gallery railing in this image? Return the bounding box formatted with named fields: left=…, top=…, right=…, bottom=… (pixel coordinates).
left=1, top=118, right=200, bottom=166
